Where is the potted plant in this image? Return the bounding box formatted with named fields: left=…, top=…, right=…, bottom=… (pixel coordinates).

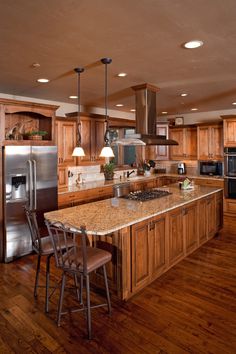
left=103, top=161, right=115, bottom=180
left=25, top=130, right=48, bottom=140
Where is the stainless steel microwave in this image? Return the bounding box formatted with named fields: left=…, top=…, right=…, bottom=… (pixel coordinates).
left=199, top=161, right=223, bottom=176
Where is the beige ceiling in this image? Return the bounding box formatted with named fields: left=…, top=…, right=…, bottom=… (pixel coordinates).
left=1, top=0, right=236, bottom=117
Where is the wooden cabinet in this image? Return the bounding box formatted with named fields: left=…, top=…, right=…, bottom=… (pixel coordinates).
left=184, top=202, right=198, bottom=254
left=223, top=197, right=236, bottom=232
left=131, top=214, right=167, bottom=293
left=80, top=116, right=105, bottom=163
left=130, top=178, right=157, bottom=191
left=58, top=186, right=113, bottom=209
left=131, top=219, right=151, bottom=292
left=197, top=124, right=223, bottom=160
left=58, top=166, right=68, bottom=189
left=55, top=118, right=77, bottom=166
left=198, top=198, right=208, bottom=245
left=193, top=178, right=224, bottom=188
left=0, top=98, right=57, bottom=144
left=168, top=207, right=184, bottom=265
left=150, top=215, right=167, bottom=277
left=146, top=124, right=169, bottom=160
left=169, top=126, right=197, bottom=160
left=216, top=191, right=223, bottom=231
left=206, top=195, right=216, bottom=239
left=222, top=116, right=236, bottom=146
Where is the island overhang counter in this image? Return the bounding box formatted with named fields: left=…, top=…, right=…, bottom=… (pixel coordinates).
left=45, top=184, right=223, bottom=300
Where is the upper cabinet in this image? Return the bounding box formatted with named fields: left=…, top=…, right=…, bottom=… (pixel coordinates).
left=197, top=123, right=223, bottom=160
left=147, top=123, right=169, bottom=160
left=80, top=115, right=106, bottom=164
left=55, top=118, right=77, bottom=166
left=222, top=116, right=236, bottom=147
left=169, top=126, right=197, bottom=160
left=0, top=98, right=58, bottom=145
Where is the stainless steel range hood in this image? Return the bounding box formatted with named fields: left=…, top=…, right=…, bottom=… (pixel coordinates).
left=112, top=83, right=178, bottom=146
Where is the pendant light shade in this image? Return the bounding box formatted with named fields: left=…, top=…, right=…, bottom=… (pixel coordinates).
left=72, top=67, right=85, bottom=157
left=99, top=58, right=114, bottom=158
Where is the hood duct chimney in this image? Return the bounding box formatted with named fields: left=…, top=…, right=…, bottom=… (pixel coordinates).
left=112, top=83, right=178, bottom=146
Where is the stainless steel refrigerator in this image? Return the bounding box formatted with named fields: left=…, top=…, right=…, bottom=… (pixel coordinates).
left=2, top=145, right=58, bottom=262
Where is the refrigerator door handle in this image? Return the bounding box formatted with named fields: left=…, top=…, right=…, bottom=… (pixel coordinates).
left=32, top=159, right=37, bottom=210
left=27, top=159, right=33, bottom=210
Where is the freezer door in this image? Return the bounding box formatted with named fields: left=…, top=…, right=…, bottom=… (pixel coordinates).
left=31, top=146, right=58, bottom=226
left=4, top=146, right=32, bottom=262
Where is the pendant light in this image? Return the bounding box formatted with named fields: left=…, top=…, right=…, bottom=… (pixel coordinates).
left=99, top=58, right=115, bottom=158
left=72, top=67, right=85, bottom=157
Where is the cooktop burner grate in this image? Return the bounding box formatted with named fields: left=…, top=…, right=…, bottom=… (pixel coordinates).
left=122, top=189, right=172, bottom=201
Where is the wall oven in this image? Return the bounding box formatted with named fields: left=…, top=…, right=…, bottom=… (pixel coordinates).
left=224, top=147, right=236, bottom=198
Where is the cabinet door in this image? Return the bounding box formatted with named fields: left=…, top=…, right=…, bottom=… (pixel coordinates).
left=168, top=207, right=184, bottom=265
left=61, top=121, right=77, bottom=164
left=55, top=120, right=76, bottom=166
left=184, top=202, right=198, bottom=254
left=198, top=126, right=210, bottom=159
left=211, top=126, right=223, bottom=159
left=223, top=119, right=236, bottom=146
left=206, top=195, right=216, bottom=239
left=58, top=166, right=68, bottom=189
left=215, top=191, right=223, bottom=231
left=170, top=129, right=184, bottom=159
left=199, top=198, right=207, bottom=245
left=185, top=128, right=197, bottom=159
left=150, top=215, right=167, bottom=277
left=131, top=220, right=151, bottom=292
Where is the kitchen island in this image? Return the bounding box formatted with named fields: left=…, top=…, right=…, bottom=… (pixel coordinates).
left=45, top=184, right=223, bottom=300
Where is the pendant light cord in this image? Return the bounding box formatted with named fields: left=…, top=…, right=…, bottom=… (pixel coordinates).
left=74, top=67, right=84, bottom=146
left=101, top=58, right=112, bottom=145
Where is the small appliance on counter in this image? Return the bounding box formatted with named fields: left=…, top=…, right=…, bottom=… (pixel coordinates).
left=177, top=162, right=186, bottom=175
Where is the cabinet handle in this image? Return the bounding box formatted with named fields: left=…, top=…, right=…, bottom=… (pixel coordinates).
left=149, top=221, right=155, bottom=231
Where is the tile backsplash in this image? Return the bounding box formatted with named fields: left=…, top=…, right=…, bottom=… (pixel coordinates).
left=67, top=165, right=138, bottom=185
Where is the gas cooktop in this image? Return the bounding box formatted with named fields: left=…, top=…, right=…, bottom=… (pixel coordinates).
left=122, top=189, right=172, bottom=202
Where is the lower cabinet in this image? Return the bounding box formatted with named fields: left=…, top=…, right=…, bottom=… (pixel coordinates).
left=206, top=195, right=216, bottom=239
left=131, top=214, right=167, bottom=293
left=131, top=219, right=151, bottom=292
left=58, top=186, right=113, bottom=209
left=199, top=198, right=208, bottom=245
left=58, top=166, right=68, bottom=189
left=184, top=202, right=198, bottom=254
left=168, top=207, right=184, bottom=265
left=92, top=192, right=222, bottom=300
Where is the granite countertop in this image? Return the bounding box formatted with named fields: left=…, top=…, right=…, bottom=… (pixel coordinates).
left=58, top=173, right=224, bottom=194
left=46, top=184, right=222, bottom=235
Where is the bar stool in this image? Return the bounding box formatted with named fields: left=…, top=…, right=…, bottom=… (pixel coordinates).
left=25, top=207, right=78, bottom=313
left=45, top=220, right=112, bottom=340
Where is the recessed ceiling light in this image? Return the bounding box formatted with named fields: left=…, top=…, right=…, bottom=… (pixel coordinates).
left=69, top=95, right=78, bottom=99
left=117, top=73, right=127, bottom=77
left=180, top=93, right=188, bottom=97
left=37, top=78, right=49, bottom=83
left=115, top=104, right=124, bottom=107
left=184, top=40, right=204, bottom=49
left=32, top=62, right=40, bottom=68
left=191, top=108, right=198, bottom=111
left=161, top=111, right=168, bottom=114
left=130, top=109, right=136, bottom=112
left=232, top=102, right=236, bottom=105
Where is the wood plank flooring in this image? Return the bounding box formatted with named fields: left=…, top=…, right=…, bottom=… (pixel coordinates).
left=0, top=229, right=235, bottom=354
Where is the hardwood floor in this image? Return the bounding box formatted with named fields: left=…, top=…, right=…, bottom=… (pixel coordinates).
left=0, top=229, right=235, bottom=353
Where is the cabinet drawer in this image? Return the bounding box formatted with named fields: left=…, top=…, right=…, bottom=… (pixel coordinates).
left=194, top=178, right=223, bottom=188
left=224, top=198, right=236, bottom=214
